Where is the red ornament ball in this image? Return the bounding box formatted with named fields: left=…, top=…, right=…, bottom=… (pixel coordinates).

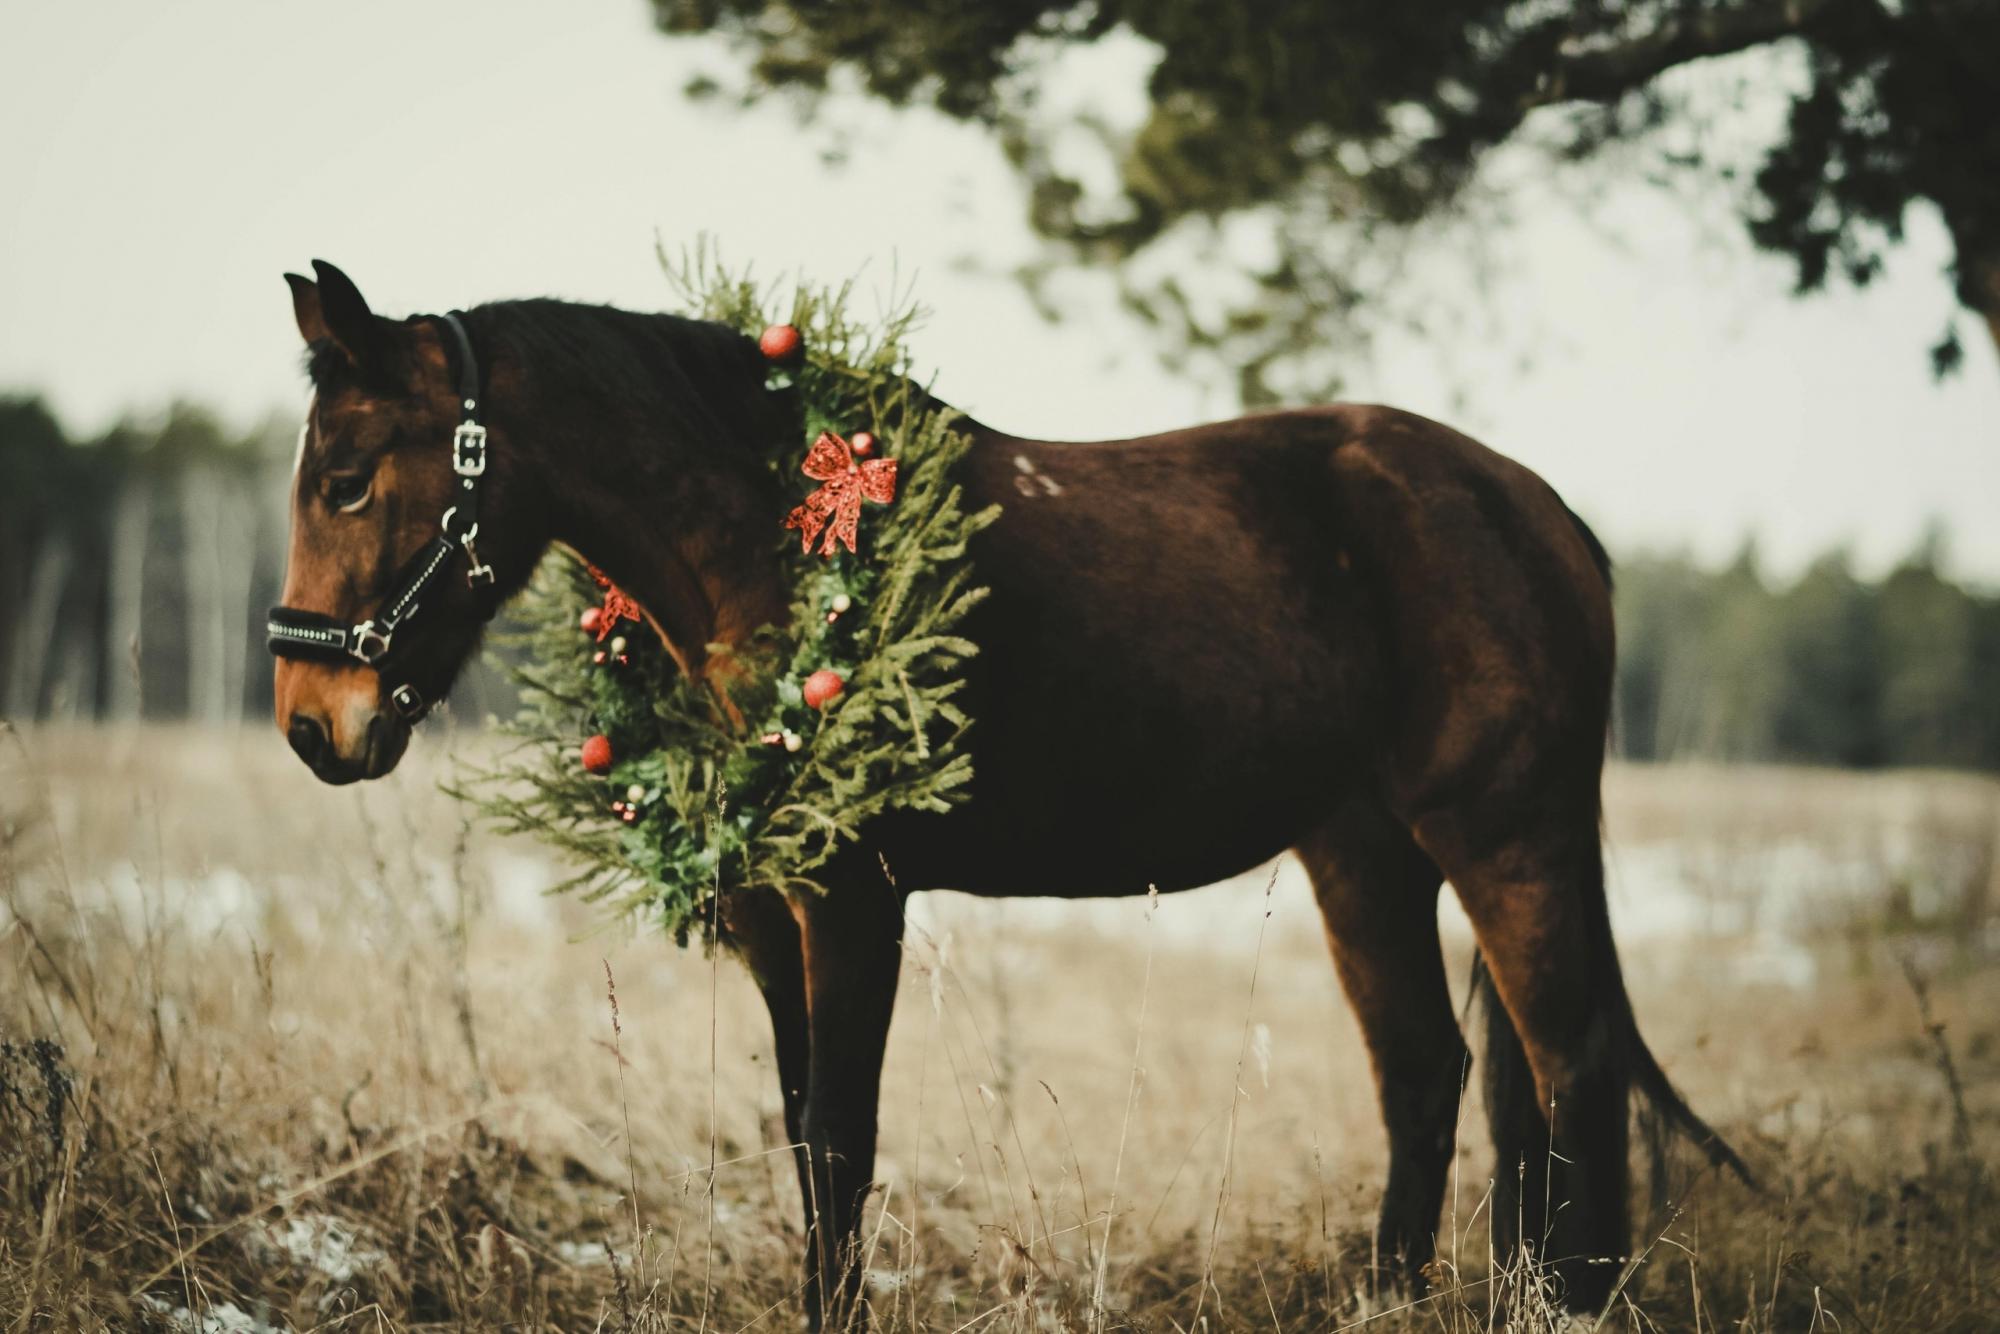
left=759, top=323, right=803, bottom=363
left=850, top=430, right=877, bottom=458
left=581, top=734, right=614, bottom=774
left=579, top=606, right=604, bottom=635
left=803, top=669, right=845, bottom=711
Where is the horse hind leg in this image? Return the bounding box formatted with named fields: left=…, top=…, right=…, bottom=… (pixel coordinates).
left=1468, top=950, right=1566, bottom=1282
left=1411, top=794, right=1633, bottom=1315
left=1296, top=803, right=1469, bottom=1298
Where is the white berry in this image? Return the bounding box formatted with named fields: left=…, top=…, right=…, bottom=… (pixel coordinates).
left=783, top=731, right=803, bottom=753
left=831, top=593, right=852, bottom=614
left=626, top=783, right=645, bottom=803
left=609, top=635, right=628, bottom=655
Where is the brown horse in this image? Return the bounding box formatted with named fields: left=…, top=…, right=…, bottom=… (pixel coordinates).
left=272, top=260, right=1743, bottom=1325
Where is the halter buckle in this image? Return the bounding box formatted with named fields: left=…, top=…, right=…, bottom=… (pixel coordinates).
left=464, top=535, right=496, bottom=588
left=452, top=423, right=488, bottom=477
left=389, top=682, right=428, bottom=720
left=351, top=620, right=392, bottom=665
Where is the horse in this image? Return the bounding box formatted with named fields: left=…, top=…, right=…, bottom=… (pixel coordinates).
left=270, top=259, right=1744, bottom=1326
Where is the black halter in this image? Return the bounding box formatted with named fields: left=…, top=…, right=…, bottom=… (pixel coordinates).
left=266, top=312, right=496, bottom=723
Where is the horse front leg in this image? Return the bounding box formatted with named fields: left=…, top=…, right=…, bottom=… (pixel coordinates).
left=793, top=879, right=904, bottom=1330
left=720, top=890, right=814, bottom=1214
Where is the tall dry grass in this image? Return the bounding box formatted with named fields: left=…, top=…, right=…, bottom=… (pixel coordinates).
left=2, top=722, right=1997, bottom=1330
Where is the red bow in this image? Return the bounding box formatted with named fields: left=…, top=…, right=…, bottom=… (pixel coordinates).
left=784, top=431, right=898, bottom=557
left=585, top=562, right=642, bottom=640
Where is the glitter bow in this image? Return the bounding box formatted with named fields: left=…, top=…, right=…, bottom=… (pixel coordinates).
left=783, top=431, right=898, bottom=558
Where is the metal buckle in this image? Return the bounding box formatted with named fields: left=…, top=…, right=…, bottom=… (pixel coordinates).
left=389, top=682, right=427, bottom=720
left=452, top=422, right=488, bottom=477
left=464, top=535, right=496, bottom=588
left=350, top=620, right=392, bottom=664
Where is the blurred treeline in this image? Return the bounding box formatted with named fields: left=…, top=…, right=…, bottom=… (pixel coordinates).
left=2, top=393, right=1994, bottom=772
left=0, top=395, right=511, bottom=727
left=1616, top=541, right=2000, bottom=770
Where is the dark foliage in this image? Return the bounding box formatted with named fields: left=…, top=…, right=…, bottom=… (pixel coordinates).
left=652, top=0, right=2000, bottom=399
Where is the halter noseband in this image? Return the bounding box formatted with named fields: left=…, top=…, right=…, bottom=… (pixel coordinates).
left=266, top=311, right=496, bottom=723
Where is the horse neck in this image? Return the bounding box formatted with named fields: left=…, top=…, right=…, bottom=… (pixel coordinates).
left=482, top=307, right=791, bottom=679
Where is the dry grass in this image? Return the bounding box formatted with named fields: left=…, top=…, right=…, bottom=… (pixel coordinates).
left=2, top=722, right=1998, bottom=1331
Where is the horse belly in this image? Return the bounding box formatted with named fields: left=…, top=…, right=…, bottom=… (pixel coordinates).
left=895, top=594, right=1374, bottom=896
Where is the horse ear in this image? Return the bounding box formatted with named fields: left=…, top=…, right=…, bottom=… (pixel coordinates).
left=285, top=272, right=327, bottom=345
left=310, top=259, right=381, bottom=376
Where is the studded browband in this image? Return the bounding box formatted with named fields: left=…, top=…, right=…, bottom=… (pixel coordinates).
left=265, top=312, right=496, bottom=723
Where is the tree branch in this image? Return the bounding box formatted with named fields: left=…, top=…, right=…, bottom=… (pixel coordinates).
left=1531, top=0, right=1839, bottom=108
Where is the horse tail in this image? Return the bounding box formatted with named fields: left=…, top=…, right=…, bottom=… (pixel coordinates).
left=1469, top=911, right=1756, bottom=1212
left=1471, top=507, right=1753, bottom=1198
left=1625, top=993, right=1757, bottom=1189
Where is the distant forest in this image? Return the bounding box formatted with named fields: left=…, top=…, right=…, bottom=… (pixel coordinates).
left=3, top=394, right=1996, bottom=772
left=0, top=396, right=517, bottom=730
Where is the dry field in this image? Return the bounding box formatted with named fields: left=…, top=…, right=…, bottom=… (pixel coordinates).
left=2, top=722, right=1997, bottom=1331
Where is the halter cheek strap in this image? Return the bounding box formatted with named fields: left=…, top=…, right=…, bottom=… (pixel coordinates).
left=266, top=311, right=495, bottom=723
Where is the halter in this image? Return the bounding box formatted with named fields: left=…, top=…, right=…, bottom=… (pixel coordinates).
left=265, top=312, right=496, bottom=723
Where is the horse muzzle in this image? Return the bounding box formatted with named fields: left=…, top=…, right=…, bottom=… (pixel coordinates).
left=276, top=661, right=412, bottom=784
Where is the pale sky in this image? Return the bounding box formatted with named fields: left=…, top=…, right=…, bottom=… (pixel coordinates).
left=3, top=0, right=1995, bottom=581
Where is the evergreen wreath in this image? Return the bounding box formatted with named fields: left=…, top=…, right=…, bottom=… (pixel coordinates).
left=460, top=251, right=999, bottom=942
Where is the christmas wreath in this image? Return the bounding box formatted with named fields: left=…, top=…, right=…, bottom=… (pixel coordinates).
left=461, top=252, right=998, bottom=941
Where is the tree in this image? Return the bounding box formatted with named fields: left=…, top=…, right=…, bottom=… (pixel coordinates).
left=1874, top=530, right=1984, bottom=769
left=652, top=0, right=2000, bottom=398
left=1771, top=550, right=1879, bottom=766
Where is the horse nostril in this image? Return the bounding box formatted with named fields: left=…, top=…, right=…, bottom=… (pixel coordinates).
left=287, top=714, right=329, bottom=769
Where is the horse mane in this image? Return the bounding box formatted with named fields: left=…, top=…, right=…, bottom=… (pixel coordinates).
left=459, top=298, right=782, bottom=458
left=301, top=298, right=782, bottom=461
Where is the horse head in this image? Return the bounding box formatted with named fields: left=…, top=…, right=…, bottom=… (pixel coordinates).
left=272, top=261, right=538, bottom=782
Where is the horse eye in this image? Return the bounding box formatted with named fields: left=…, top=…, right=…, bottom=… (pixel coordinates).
left=325, top=472, right=372, bottom=513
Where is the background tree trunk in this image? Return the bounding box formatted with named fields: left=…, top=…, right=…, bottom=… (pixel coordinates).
left=105, top=480, right=150, bottom=722
left=181, top=468, right=229, bottom=727
left=5, top=534, right=70, bottom=719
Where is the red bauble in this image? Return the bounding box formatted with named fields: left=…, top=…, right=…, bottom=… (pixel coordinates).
left=803, top=669, right=845, bottom=711
left=580, top=607, right=603, bottom=635
left=850, top=430, right=877, bottom=457
left=759, top=323, right=802, bottom=363
left=581, top=734, right=614, bottom=774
